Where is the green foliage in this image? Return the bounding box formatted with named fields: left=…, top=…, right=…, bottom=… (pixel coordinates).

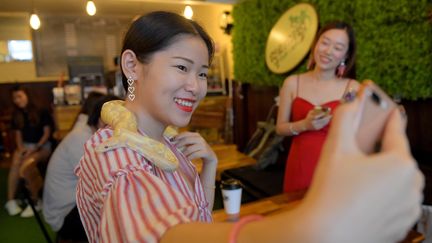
left=354, top=0, right=432, bottom=99
left=233, top=0, right=432, bottom=100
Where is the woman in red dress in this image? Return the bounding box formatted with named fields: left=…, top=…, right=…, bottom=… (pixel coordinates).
left=276, top=21, right=359, bottom=193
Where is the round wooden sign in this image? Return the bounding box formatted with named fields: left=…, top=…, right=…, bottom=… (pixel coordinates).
left=265, top=3, right=318, bottom=74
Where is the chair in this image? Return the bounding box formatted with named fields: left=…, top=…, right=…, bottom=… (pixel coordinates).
left=21, top=184, right=53, bottom=243
left=19, top=154, right=53, bottom=243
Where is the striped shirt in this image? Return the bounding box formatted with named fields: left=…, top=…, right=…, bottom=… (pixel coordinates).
left=75, top=127, right=212, bottom=243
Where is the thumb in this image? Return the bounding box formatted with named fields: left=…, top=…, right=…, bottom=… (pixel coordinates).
left=381, top=108, right=411, bottom=157
left=324, top=90, right=367, bottom=154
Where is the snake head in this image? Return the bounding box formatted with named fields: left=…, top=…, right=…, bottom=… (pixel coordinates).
left=95, top=129, right=179, bottom=172
left=95, top=137, right=124, bottom=153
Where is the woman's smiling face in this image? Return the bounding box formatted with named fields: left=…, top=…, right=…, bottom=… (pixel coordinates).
left=12, top=90, right=29, bottom=109
left=313, top=28, right=349, bottom=71
left=134, top=34, right=209, bottom=128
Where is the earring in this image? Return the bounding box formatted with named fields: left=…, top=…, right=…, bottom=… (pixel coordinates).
left=127, top=77, right=135, bottom=101
left=337, top=60, right=346, bottom=78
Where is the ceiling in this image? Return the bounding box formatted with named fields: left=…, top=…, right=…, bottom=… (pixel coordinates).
left=0, top=0, right=235, bottom=16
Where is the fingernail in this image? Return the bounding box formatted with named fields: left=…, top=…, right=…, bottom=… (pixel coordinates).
left=341, top=90, right=357, bottom=103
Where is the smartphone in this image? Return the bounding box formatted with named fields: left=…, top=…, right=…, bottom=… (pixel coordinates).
left=313, top=106, right=331, bottom=119
left=356, top=81, right=397, bottom=154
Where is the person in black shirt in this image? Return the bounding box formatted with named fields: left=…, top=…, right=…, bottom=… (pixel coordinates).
left=5, top=85, right=53, bottom=217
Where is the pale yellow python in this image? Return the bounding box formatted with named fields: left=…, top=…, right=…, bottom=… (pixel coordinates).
left=95, top=100, right=179, bottom=172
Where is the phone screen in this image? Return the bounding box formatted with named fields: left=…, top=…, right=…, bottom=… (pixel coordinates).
left=313, top=106, right=331, bottom=119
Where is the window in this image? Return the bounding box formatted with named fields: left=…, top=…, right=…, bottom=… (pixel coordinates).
left=7, top=40, right=33, bottom=61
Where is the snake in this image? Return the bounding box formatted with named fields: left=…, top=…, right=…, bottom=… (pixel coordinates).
left=95, top=100, right=179, bottom=172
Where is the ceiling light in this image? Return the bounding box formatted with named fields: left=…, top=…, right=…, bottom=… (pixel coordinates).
left=30, top=13, right=41, bottom=30
left=86, top=1, right=96, bottom=16
left=183, top=5, right=193, bottom=20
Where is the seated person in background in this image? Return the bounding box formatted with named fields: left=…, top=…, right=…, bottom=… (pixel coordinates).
left=76, top=11, right=423, bottom=243
left=71, top=91, right=104, bottom=130
left=43, top=95, right=119, bottom=242
left=5, top=85, right=54, bottom=218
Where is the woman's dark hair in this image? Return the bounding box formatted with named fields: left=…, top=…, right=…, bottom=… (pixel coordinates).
left=10, top=85, right=40, bottom=128
left=120, top=11, right=215, bottom=91
left=87, top=95, right=120, bottom=128
left=80, top=91, right=105, bottom=115
left=70, top=91, right=105, bottom=128
left=307, top=21, right=356, bottom=79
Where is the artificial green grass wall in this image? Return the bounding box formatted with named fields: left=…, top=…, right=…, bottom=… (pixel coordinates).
left=232, top=0, right=432, bottom=100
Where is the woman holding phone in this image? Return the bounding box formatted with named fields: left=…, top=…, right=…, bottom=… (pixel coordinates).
left=276, top=21, right=360, bottom=193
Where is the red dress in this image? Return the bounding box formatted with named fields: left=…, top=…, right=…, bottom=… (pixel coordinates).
left=283, top=97, right=340, bottom=192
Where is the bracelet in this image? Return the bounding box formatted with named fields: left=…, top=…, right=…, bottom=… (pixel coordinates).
left=228, top=214, right=263, bottom=243
left=288, top=123, right=299, bottom=135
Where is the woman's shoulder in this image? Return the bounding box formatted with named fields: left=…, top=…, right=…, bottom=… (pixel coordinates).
left=84, top=127, right=114, bottom=149
left=282, top=73, right=299, bottom=89
left=281, top=72, right=309, bottom=92
left=345, top=78, right=361, bottom=91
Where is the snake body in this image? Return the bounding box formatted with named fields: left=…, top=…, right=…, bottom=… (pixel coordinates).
left=95, top=100, right=179, bottom=172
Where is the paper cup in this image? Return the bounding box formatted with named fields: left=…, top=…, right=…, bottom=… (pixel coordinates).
left=220, top=179, right=242, bottom=221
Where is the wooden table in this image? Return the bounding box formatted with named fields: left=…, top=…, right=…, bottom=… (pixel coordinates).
left=53, top=105, right=81, bottom=140
left=213, top=191, right=424, bottom=242
left=212, top=190, right=306, bottom=222
left=192, top=144, right=256, bottom=180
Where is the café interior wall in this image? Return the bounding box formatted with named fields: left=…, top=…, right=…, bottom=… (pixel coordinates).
left=193, top=4, right=234, bottom=81
left=0, top=13, right=48, bottom=83
left=0, top=4, right=233, bottom=84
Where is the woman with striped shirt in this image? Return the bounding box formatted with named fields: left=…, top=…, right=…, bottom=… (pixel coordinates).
left=75, top=11, right=423, bottom=243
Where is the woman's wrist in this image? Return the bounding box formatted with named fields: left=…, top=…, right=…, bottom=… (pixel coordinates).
left=289, top=123, right=299, bottom=135
left=202, top=160, right=218, bottom=176
left=202, top=154, right=218, bottom=166
left=229, top=215, right=264, bottom=243
left=290, top=121, right=307, bottom=135
left=299, top=119, right=311, bottom=131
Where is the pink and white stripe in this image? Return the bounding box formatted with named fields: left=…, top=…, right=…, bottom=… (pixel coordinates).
left=75, top=127, right=212, bottom=243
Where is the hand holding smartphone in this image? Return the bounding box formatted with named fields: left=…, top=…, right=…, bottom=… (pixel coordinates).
left=355, top=80, right=398, bottom=154
left=312, top=106, right=331, bottom=119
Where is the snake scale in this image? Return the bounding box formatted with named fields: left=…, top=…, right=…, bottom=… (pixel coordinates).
left=95, top=100, right=179, bottom=172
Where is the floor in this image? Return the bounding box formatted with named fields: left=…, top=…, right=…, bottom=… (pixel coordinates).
left=0, top=157, right=56, bottom=243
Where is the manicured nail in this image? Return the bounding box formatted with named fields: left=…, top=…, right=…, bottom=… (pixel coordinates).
left=342, top=90, right=357, bottom=103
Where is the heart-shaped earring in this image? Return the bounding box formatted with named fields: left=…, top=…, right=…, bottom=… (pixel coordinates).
left=128, top=86, right=135, bottom=93
left=128, top=93, right=135, bottom=101
left=127, top=77, right=134, bottom=86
